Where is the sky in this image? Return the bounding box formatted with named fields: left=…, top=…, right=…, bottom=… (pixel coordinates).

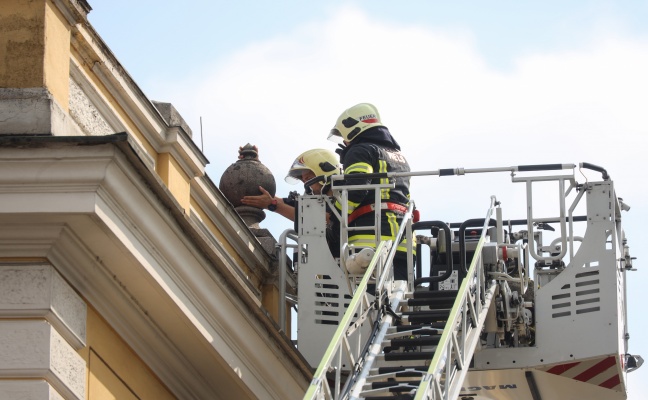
left=88, top=1, right=648, bottom=398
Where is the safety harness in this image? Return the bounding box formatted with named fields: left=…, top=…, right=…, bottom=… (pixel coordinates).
left=348, top=202, right=408, bottom=224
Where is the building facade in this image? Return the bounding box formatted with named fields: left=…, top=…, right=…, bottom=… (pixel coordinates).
left=0, top=1, right=308, bottom=399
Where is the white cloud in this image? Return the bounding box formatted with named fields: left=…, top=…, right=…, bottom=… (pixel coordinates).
left=160, top=3, right=648, bottom=228
left=159, top=4, right=648, bottom=212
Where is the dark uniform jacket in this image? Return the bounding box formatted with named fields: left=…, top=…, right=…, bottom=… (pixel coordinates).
left=336, top=126, right=413, bottom=279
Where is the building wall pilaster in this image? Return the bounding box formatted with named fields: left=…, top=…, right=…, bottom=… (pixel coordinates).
left=0, top=263, right=87, bottom=400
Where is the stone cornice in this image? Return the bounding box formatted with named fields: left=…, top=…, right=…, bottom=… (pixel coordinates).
left=0, top=135, right=311, bottom=399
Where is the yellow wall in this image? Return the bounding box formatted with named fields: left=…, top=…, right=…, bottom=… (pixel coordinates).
left=43, top=0, right=71, bottom=111
left=80, top=306, right=176, bottom=400
left=0, top=0, right=45, bottom=87
left=261, top=283, right=291, bottom=331
left=0, top=0, right=70, bottom=109
left=156, top=153, right=191, bottom=213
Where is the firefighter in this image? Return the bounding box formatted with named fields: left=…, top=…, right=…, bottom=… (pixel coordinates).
left=241, top=149, right=342, bottom=257
left=328, top=103, right=412, bottom=281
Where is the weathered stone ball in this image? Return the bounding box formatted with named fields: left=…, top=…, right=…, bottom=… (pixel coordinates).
left=218, top=144, right=276, bottom=207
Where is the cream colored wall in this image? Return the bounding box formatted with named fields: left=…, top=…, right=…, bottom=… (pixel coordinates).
left=80, top=306, right=176, bottom=400
left=69, top=44, right=159, bottom=157
left=190, top=198, right=291, bottom=328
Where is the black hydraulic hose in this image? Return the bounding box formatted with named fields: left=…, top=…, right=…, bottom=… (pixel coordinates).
left=458, top=218, right=497, bottom=277
left=580, top=162, right=610, bottom=180
left=412, top=221, right=453, bottom=285
left=339, top=318, right=382, bottom=398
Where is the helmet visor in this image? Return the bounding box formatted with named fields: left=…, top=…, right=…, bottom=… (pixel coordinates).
left=285, top=158, right=309, bottom=184
left=327, top=127, right=344, bottom=144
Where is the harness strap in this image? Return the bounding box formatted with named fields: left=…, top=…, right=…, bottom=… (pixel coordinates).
left=348, top=202, right=408, bottom=224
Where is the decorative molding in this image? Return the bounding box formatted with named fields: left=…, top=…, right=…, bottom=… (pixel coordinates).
left=0, top=380, right=65, bottom=400
left=0, top=138, right=310, bottom=399
left=0, top=320, right=86, bottom=400
left=0, top=264, right=87, bottom=350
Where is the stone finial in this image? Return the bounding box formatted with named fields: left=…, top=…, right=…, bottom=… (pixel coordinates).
left=238, top=143, right=259, bottom=160
left=219, top=144, right=276, bottom=228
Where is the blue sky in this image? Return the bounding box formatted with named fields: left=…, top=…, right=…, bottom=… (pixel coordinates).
left=89, top=2, right=648, bottom=398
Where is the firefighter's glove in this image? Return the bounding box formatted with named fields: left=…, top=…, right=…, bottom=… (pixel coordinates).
left=335, top=143, right=349, bottom=162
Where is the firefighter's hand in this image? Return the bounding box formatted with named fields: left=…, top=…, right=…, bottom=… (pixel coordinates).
left=241, top=186, right=276, bottom=209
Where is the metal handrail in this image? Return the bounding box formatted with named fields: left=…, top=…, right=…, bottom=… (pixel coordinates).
left=376, top=201, right=415, bottom=296
left=303, top=241, right=391, bottom=400
left=513, top=174, right=575, bottom=263
left=278, top=229, right=298, bottom=333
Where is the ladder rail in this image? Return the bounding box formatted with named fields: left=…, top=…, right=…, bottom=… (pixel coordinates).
left=305, top=197, right=416, bottom=399
left=376, top=201, right=415, bottom=299
left=348, top=281, right=409, bottom=400
left=414, top=197, right=499, bottom=400
left=303, top=241, right=391, bottom=400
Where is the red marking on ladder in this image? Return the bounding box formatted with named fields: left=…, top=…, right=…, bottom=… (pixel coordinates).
left=573, top=356, right=616, bottom=382
left=547, top=361, right=580, bottom=375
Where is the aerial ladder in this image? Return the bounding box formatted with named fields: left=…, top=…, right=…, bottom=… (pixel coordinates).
left=278, top=162, right=642, bottom=400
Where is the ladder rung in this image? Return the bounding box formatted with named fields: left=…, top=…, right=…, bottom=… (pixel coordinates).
left=365, top=396, right=414, bottom=400
left=366, top=370, right=426, bottom=381
left=388, top=323, right=446, bottom=332
left=385, top=328, right=443, bottom=339
left=382, top=351, right=435, bottom=361
left=401, top=310, right=451, bottom=323
left=375, top=366, right=428, bottom=374
left=405, top=297, right=456, bottom=308
left=384, top=336, right=440, bottom=348
left=369, top=380, right=421, bottom=390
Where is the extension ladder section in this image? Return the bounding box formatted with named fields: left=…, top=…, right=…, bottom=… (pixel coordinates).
left=305, top=199, right=500, bottom=400
left=354, top=289, right=460, bottom=399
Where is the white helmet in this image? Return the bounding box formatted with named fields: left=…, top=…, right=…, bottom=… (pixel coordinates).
left=285, top=149, right=341, bottom=184
left=328, top=103, right=383, bottom=142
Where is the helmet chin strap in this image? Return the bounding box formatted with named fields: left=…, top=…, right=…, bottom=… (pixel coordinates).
left=303, top=175, right=330, bottom=195
left=321, top=182, right=331, bottom=195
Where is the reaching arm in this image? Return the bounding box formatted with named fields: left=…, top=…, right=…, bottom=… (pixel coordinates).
left=241, top=186, right=296, bottom=221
